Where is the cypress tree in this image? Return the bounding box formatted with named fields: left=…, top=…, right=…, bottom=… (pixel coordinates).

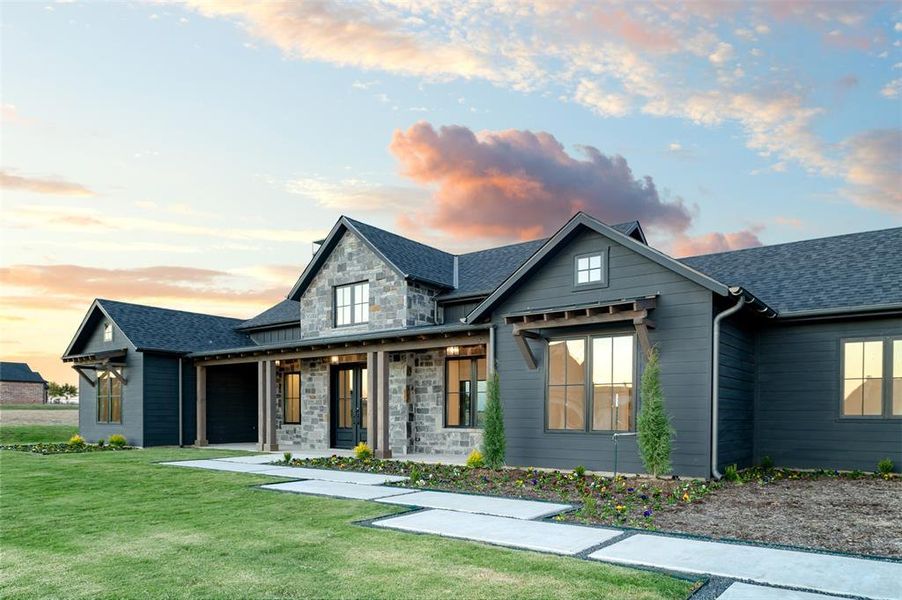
left=637, top=348, right=673, bottom=478
left=481, top=370, right=506, bottom=469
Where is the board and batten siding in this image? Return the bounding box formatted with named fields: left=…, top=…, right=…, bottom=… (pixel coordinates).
left=249, top=326, right=302, bottom=345
left=205, top=363, right=258, bottom=444
left=755, top=316, right=902, bottom=471
left=717, top=313, right=757, bottom=470
left=490, top=227, right=715, bottom=477
left=76, top=317, right=145, bottom=446
left=141, top=353, right=181, bottom=446
left=440, top=301, right=481, bottom=324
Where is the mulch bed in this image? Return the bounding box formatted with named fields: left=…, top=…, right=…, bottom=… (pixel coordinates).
left=287, top=455, right=900, bottom=558
left=0, top=443, right=134, bottom=455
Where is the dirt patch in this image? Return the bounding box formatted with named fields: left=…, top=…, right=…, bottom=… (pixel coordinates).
left=654, top=477, right=902, bottom=558
left=0, top=409, right=79, bottom=425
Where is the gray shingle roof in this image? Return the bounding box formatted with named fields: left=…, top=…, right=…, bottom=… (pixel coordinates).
left=237, top=299, right=300, bottom=330
left=680, top=227, right=902, bottom=315
left=96, top=299, right=252, bottom=353
left=0, top=362, right=46, bottom=383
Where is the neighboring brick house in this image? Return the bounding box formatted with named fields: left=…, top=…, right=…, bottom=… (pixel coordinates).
left=62, top=214, right=902, bottom=476
left=0, top=362, right=48, bottom=404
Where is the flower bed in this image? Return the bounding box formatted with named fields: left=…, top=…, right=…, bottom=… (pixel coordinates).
left=0, top=442, right=135, bottom=455
left=285, top=455, right=715, bottom=528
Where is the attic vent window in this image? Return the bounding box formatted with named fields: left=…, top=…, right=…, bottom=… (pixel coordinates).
left=103, top=322, right=113, bottom=342
left=575, top=252, right=606, bottom=286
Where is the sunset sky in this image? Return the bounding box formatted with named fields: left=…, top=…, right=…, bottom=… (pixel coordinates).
left=1, top=1, right=900, bottom=384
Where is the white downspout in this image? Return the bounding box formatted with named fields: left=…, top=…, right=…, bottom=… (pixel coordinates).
left=178, top=358, right=183, bottom=447
left=711, top=293, right=745, bottom=480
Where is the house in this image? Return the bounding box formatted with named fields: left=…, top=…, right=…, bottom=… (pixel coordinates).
left=62, top=214, right=902, bottom=476
left=0, top=362, right=49, bottom=404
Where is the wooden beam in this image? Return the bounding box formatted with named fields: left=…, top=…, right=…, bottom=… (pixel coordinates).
left=195, top=365, right=207, bottom=447
left=512, top=332, right=537, bottom=370
left=366, top=352, right=378, bottom=452
left=512, top=309, right=647, bottom=335
left=73, top=366, right=96, bottom=387
left=634, top=321, right=653, bottom=359
left=264, top=360, right=278, bottom=451
left=375, top=351, right=391, bottom=459
left=257, top=361, right=266, bottom=451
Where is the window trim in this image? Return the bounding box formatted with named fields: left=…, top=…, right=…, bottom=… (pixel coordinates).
left=543, top=332, right=638, bottom=434
left=95, top=369, right=123, bottom=424
left=333, top=281, right=370, bottom=328
left=838, top=336, right=902, bottom=420
left=443, top=356, right=487, bottom=429
left=573, top=249, right=609, bottom=289
left=282, top=371, right=302, bottom=425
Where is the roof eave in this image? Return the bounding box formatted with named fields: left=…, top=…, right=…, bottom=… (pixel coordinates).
left=776, top=303, right=902, bottom=321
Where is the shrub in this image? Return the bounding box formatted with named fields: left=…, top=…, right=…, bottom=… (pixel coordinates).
left=108, top=434, right=127, bottom=448
left=723, top=464, right=740, bottom=482
left=96, top=438, right=105, bottom=448
left=760, top=455, right=774, bottom=470
left=465, top=449, right=485, bottom=469
left=877, top=458, right=894, bottom=475
left=409, top=464, right=422, bottom=486
left=283, top=452, right=293, bottom=463
left=481, top=370, right=506, bottom=469
left=573, top=465, right=587, bottom=478
left=67, top=434, right=85, bottom=448
left=637, top=349, right=673, bottom=478
left=353, top=442, right=372, bottom=460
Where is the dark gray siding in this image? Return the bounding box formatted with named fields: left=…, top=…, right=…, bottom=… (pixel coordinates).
left=441, top=301, right=481, bottom=323
left=76, top=318, right=144, bottom=446
left=141, top=353, right=181, bottom=446
left=181, top=363, right=196, bottom=445
left=491, top=227, right=715, bottom=477
left=717, top=313, right=756, bottom=470
left=249, top=326, right=301, bottom=345
left=756, top=316, right=902, bottom=471
left=206, top=363, right=258, bottom=443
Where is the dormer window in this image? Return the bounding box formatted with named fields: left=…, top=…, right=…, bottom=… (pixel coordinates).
left=335, top=282, right=369, bottom=327
left=575, top=251, right=606, bottom=286
left=103, top=322, right=113, bottom=342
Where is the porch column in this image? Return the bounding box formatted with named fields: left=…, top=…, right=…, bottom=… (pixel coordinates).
left=366, top=352, right=378, bottom=452
left=257, top=361, right=266, bottom=451
left=195, top=365, right=207, bottom=446
left=264, top=360, right=279, bottom=451
left=375, top=350, right=392, bottom=459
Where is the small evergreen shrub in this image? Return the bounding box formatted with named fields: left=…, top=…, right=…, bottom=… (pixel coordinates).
left=481, top=370, right=506, bottom=469
left=408, top=465, right=422, bottom=486
left=573, top=465, right=587, bottom=478
left=636, top=349, right=673, bottom=478
left=67, top=434, right=85, bottom=448
left=353, top=442, right=372, bottom=460
left=723, top=464, right=740, bottom=481
left=760, top=455, right=774, bottom=470
left=108, top=434, right=127, bottom=448
left=96, top=438, right=105, bottom=447
left=465, top=449, right=485, bottom=469
left=283, top=452, right=293, bottom=463
left=877, top=458, right=894, bottom=475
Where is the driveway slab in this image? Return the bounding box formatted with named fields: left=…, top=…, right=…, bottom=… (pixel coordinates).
left=373, top=509, right=620, bottom=555
left=255, top=466, right=408, bottom=485
left=717, top=583, right=848, bottom=600
left=588, top=534, right=902, bottom=600
left=376, top=490, right=571, bottom=519
left=261, top=480, right=416, bottom=500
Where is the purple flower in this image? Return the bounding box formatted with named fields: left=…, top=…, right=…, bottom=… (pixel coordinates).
left=627, top=487, right=635, bottom=492
left=531, top=478, right=538, bottom=485
left=640, top=494, right=648, bottom=500
left=643, top=509, right=653, bottom=517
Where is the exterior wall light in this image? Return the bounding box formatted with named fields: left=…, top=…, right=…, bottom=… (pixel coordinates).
left=331, top=356, right=340, bottom=364
left=446, top=346, right=460, bottom=356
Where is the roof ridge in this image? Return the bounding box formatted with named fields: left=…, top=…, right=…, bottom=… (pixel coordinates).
left=679, top=226, right=902, bottom=261
left=457, top=237, right=548, bottom=257
left=96, top=298, right=245, bottom=322
left=344, top=217, right=454, bottom=258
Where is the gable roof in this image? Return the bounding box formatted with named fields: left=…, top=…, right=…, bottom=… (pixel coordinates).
left=237, top=299, right=300, bottom=330
left=63, top=299, right=252, bottom=358
left=0, top=362, right=47, bottom=384
left=465, top=212, right=731, bottom=323
left=681, top=227, right=902, bottom=316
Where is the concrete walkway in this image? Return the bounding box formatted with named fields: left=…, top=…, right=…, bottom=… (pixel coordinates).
left=162, top=454, right=901, bottom=600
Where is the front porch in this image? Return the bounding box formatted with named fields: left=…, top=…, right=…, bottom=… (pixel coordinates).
left=189, top=325, right=491, bottom=461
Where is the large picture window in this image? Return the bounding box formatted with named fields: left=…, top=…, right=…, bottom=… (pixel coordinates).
left=445, top=357, right=487, bottom=428
left=842, top=340, right=884, bottom=416
left=283, top=372, right=301, bottom=424
left=592, top=335, right=634, bottom=431
left=335, top=282, right=369, bottom=327
left=894, top=339, right=902, bottom=416
left=96, top=370, right=122, bottom=424
left=547, top=339, right=586, bottom=430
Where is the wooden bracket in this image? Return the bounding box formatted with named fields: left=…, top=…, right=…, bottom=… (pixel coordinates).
left=634, top=320, right=653, bottom=359
left=512, top=331, right=538, bottom=370
left=73, top=366, right=96, bottom=388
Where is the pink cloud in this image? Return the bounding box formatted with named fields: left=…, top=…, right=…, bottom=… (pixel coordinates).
left=389, top=122, right=693, bottom=243
left=0, top=170, right=94, bottom=197
left=671, top=229, right=764, bottom=257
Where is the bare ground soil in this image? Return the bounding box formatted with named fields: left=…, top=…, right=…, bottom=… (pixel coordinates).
left=654, top=477, right=902, bottom=558
left=0, top=409, right=79, bottom=425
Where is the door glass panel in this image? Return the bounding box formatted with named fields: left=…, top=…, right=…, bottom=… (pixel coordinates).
left=360, top=368, right=368, bottom=429
left=338, top=370, right=351, bottom=428
left=459, top=379, right=472, bottom=427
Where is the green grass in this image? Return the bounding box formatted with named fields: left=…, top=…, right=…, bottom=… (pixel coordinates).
left=0, top=403, right=78, bottom=410
left=0, top=448, right=696, bottom=599
left=0, top=425, right=79, bottom=444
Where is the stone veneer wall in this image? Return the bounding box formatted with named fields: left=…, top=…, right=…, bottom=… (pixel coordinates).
left=406, top=282, right=442, bottom=327
left=276, top=358, right=329, bottom=449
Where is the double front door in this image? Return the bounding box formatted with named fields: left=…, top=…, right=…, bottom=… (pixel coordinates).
left=331, top=364, right=368, bottom=449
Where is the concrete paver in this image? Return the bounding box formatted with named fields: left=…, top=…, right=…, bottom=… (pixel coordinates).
left=717, top=582, right=849, bottom=600
left=374, top=509, right=620, bottom=555
left=261, top=480, right=416, bottom=500
left=255, top=466, right=408, bottom=485
left=376, top=490, right=571, bottom=519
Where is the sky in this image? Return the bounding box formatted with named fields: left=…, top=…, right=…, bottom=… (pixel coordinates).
left=1, top=0, right=900, bottom=384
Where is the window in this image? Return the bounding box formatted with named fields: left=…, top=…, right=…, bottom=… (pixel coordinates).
left=894, top=339, right=902, bottom=416
left=283, top=372, right=301, bottom=424
left=445, top=357, right=487, bottom=428
left=592, top=335, right=634, bottom=431
left=547, top=339, right=586, bottom=430
left=96, top=370, right=122, bottom=423
left=575, top=252, right=605, bottom=285
left=103, top=322, right=113, bottom=342
left=335, top=282, right=369, bottom=326
left=842, top=340, right=884, bottom=416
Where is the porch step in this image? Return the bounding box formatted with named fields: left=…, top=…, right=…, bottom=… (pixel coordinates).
left=376, top=490, right=572, bottom=519
left=373, top=509, right=620, bottom=555
left=588, top=534, right=902, bottom=600
left=261, top=480, right=416, bottom=500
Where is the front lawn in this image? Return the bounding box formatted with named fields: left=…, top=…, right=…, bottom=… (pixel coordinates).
left=0, top=403, right=78, bottom=410
left=0, top=448, right=695, bottom=599
left=0, top=424, right=78, bottom=444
